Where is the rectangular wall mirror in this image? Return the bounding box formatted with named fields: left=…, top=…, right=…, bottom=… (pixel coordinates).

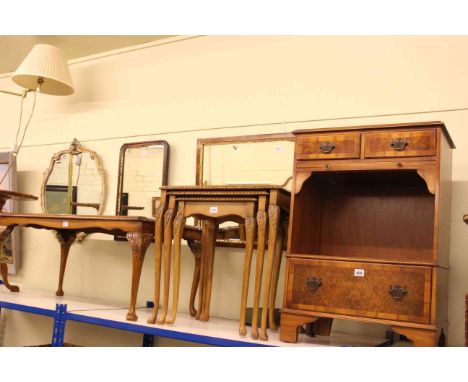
left=196, top=132, right=294, bottom=247
left=115, top=140, right=169, bottom=222
left=197, top=133, right=294, bottom=190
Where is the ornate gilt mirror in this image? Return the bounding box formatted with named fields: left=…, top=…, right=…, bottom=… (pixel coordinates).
left=115, top=140, right=169, bottom=219
left=41, top=139, right=105, bottom=215
left=196, top=132, right=294, bottom=246
left=197, top=132, right=294, bottom=190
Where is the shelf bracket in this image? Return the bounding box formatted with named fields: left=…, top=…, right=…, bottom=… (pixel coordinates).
left=416, top=167, right=436, bottom=195
left=294, top=171, right=313, bottom=194
left=51, top=304, right=68, bottom=347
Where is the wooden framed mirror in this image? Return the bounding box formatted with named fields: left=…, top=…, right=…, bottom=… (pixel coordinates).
left=115, top=140, right=169, bottom=220
left=196, top=132, right=294, bottom=247
left=41, top=139, right=105, bottom=215
left=197, top=132, right=294, bottom=189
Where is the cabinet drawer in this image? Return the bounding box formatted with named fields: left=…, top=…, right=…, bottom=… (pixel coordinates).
left=364, top=129, right=436, bottom=158
left=296, top=133, right=361, bottom=160
left=285, top=259, right=432, bottom=324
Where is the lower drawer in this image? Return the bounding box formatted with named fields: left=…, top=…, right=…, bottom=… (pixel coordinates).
left=285, top=258, right=432, bottom=324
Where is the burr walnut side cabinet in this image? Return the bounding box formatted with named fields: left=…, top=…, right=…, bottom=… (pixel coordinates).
left=280, top=121, right=455, bottom=346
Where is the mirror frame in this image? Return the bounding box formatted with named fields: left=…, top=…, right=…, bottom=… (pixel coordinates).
left=115, top=140, right=170, bottom=218
left=196, top=132, right=294, bottom=248
left=40, top=138, right=106, bottom=215
left=196, top=132, right=294, bottom=186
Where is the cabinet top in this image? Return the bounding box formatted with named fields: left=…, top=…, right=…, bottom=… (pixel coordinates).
left=293, top=121, right=455, bottom=148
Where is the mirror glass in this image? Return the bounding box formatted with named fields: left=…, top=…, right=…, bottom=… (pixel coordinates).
left=42, top=139, right=105, bottom=215
left=116, top=140, right=169, bottom=218
left=199, top=134, right=294, bottom=191
left=197, top=133, right=294, bottom=245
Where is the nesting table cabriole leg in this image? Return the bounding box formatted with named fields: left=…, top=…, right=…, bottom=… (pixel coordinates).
left=147, top=191, right=168, bottom=324
left=158, top=195, right=177, bottom=324
left=187, top=239, right=202, bottom=317
left=267, top=219, right=287, bottom=331
left=250, top=195, right=268, bottom=339
left=197, top=219, right=218, bottom=321
left=238, top=209, right=257, bottom=336
left=195, top=223, right=207, bottom=320
left=167, top=206, right=186, bottom=324
left=259, top=204, right=281, bottom=340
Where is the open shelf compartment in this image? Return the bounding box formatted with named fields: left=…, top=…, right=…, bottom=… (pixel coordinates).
left=290, top=170, right=435, bottom=263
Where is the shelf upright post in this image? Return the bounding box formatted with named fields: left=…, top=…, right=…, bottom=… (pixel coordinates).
left=51, top=304, right=68, bottom=347
left=142, top=301, right=155, bottom=347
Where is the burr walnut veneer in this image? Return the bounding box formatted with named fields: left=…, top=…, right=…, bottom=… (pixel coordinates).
left=280, top=122, right=455, bottom=346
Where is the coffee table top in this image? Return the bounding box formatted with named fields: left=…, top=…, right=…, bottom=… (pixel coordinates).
left=0, top=212, right=153, bottom=223
left=0, top=189, right=38, bottom=201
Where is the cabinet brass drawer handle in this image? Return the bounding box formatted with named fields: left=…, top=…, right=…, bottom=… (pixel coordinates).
left=390, top=137, right=409, bottom=151
left=319, top=142, right=335, bottom=154
left=389, top=285, right=407, bottom=299
left=306, top=277, right=322, bottom=291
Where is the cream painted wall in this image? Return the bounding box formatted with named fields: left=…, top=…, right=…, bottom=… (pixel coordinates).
left=0, top=35, right=467, bottom=346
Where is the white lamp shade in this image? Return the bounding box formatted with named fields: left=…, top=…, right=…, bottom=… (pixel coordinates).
left=12, top=44, right=74, bottom=96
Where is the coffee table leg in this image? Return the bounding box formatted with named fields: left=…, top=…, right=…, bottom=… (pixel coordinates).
left=0, top=225, right=18, bottom=292
left=55, top=231, right=77, bottom=297
left=0, top=263, right=19, bottom=292
left=239, top=215, right=256, bottom=337
left=126, top=232, right=153, bottom=321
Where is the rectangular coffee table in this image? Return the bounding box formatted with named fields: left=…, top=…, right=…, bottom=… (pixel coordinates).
left=0, top=213, right=154, bottom=321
